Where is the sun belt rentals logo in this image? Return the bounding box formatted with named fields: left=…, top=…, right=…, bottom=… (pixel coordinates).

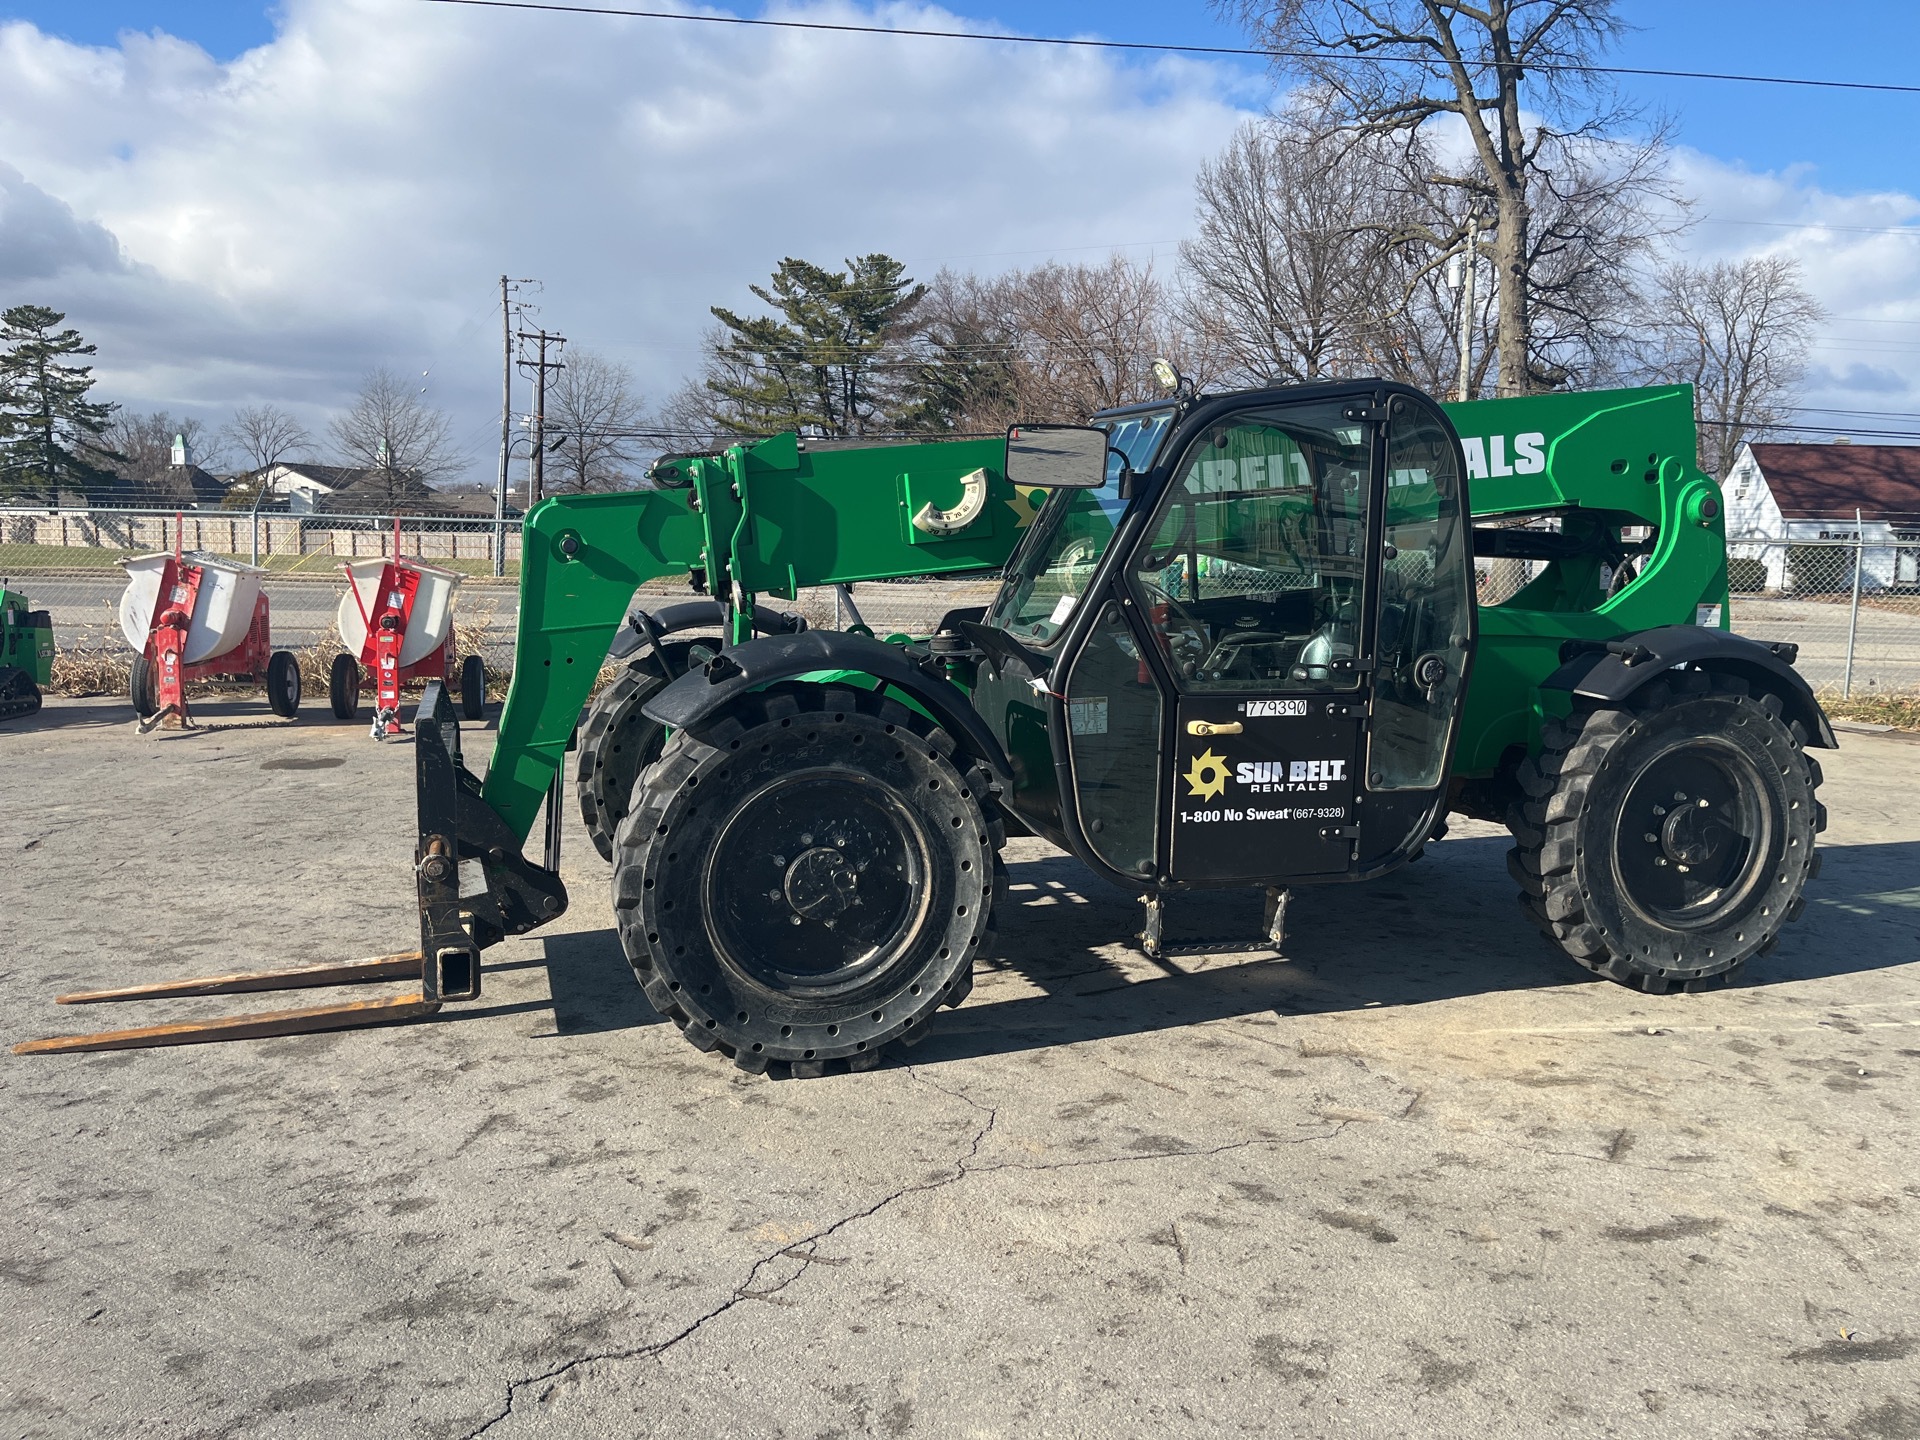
left=1184, top=749, right=1348, bottom=801
left=1183, top=749, right=1231, bottom=802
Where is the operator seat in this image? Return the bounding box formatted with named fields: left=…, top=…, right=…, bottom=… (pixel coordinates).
left=1290, top=600, right=1358, bottom=683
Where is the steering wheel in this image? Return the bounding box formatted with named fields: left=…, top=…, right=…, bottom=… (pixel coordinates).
left=1137, top=577, right=1211, bottom=677
left=1195, top=629, right=1295, bottom=683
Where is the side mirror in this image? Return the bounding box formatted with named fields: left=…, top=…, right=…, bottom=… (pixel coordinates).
left=1005, top=425, right=1111, bottom=490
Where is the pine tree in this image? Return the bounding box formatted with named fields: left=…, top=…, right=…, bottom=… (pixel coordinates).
left=702, top=256, right=926, bottom=438
left=0, top=305, right=121, bottom=502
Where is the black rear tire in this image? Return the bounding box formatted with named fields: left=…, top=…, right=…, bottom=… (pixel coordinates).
left=129, top=654, right=158, bottom=718
left=576, top=639, right=714, bottom=861
left=1508, top=672, right=1825, bottom=993
left=266, top=650, right=301, bottom=718
left=0, top=665, right=41, bottom=721
left=460, top=654, right=487, bottom=721
left=612, top=683, right=1005, bottom=1076
left=329, top=652, right=361, bottom=720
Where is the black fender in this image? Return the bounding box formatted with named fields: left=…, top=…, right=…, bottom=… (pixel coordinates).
left=607, top=598, right=805, bottom=661
left=641, top=629, right=1013, bottom=787
left=1544, top=625, right=1837, bottom=748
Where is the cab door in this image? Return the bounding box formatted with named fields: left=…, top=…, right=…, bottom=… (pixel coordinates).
left=1087, top=391, right=1471, bottom=886
left=1133, top=396, right=1373, bottom=882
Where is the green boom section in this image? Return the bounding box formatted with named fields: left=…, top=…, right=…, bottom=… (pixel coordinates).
left=482, top=385, right=1723, bottom=837
left=1441, top=384, right=1726, bottom=777
left=480, top=432, right=1024, bottom=837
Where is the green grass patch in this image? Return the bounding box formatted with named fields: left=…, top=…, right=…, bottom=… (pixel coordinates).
left=2, top=544, right=133, bottom=569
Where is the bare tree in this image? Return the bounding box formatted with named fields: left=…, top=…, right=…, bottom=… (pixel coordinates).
left=327, top=368, right=461, bottom=505
left=102, top=410, right=223, bottom=503
left=1181, top=101, right=1405, bottom=387
left=674, top=254, right=1199, bottom=441
left=222, top=403, right=312, bottom=475
left=910, top=257, right=1202, bottom=431
left=1015, top=257, right=1201, bottom=417
left=1220, top=0, right=1676, bottom=394
left=651, top=378, right=732, bottom=457
left=1642, top=256, right=1824, bottom=477
left=544, top=350, right=649, bottom=493
left=904, top=269, right=1026, bottom=434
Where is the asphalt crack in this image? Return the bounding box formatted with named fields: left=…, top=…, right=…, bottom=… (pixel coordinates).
left=456, top=1070, right=1349, bottom=1437
left=456, top=1069, right=997, bottom=1439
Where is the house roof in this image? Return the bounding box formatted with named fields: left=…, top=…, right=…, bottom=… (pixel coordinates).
left=260, top=462, right=370, bottom=492
left=144, top=464, right=228, bottom=507
left=1747, top=443, right=1920, bottom=521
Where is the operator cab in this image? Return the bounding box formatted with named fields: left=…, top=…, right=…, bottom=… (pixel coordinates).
left=972, top=379, right=1476, bottom=892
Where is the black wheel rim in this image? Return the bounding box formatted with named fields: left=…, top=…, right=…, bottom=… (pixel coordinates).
left=704, top=766, right=932, bottom=993
left=1610, top=738, right=1774, bottom=931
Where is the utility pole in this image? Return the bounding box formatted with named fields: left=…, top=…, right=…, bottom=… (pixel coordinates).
left=516, top=328, right=567, bottom=509
left=495, top=276, right=537, bottom=576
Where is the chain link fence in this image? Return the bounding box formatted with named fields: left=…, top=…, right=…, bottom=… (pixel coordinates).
left=1728, top=534, right=1920, bottom=697
left=13, top=506, right=1912, bottom=701
left=0, top=508, right=524, bottom=695
left=1, top=506, right=997, bottom=697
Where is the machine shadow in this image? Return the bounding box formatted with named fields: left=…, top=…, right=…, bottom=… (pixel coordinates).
left=540, top=928, right=665, bottom=1035
left=25, top=696, right=359, bottom=735
left=14, top=699, right=141, bottom=732
left=514, top=837, right=1919, bottom=1055
left=910, top=835, right=1920, bottom=1066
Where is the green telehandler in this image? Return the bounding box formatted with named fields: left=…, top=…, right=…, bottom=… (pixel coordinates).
left=0, top=583, right=54, bottom=722
left=20, top=379, right=1831, bottom=1069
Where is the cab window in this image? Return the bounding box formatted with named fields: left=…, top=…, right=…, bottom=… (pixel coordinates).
left=1130, top=401, right=1371, bottom=690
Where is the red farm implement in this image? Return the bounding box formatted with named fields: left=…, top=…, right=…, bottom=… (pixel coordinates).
left=329, top=521, right=486, bottom=737
left=120, top=530, right=300, bottom=730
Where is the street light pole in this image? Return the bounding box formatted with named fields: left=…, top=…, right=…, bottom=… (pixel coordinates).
left=1457, top=211, right=1479, bottom=404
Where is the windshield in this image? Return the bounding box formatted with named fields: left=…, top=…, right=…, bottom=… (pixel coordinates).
left=984, top=407, right=1175, bottom=647
left=1101, top=407, right=1175, bottom=479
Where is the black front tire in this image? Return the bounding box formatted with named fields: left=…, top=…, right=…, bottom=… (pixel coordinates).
left=575, top=640, right=711, bottom=862
left=329, top=652, right=361, bottom=719
left=612, top=683, right=1006, bottom=1076
left=129, top=654, right=158, bottom=717
left=1508, top=672, right=1825, bottom=993
left=266, top=650, right=302, bottom=718
left=460, top=654, right=487, bottom=720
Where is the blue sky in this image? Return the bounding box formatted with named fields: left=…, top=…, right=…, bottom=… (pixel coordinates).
left=9, top=1, right=1914, bottom=192
left=1, top=0, right=1915, bottom=459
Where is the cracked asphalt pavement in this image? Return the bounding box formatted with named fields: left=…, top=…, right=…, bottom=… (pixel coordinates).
left=4, top=698, right=1919, bottom=1439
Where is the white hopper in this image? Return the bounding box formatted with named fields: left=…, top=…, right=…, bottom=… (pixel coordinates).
left=336, top=558, right=463, bottom=667
left=119, top=553, right=266, bottom=665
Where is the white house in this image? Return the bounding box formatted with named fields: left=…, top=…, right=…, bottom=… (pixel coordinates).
left=249, top=462, right=369, bottom=514
left=1722, top=441, right=1920, bottom=592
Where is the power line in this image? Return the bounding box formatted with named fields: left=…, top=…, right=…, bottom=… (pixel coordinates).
left=415, top=0, right=1920, bottom=97
left=1698, top=217, right=1920, bottom=238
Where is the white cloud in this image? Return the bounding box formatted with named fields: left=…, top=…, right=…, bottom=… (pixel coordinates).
left=0, top=0, right=1259, bottom=471
left=1669, top=148, right=1920, bottom=420
left=3, top=3, right=1916, bottom=466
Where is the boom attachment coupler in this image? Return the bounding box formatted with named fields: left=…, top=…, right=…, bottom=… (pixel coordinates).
left=13, top=684, right=566, bottom=1055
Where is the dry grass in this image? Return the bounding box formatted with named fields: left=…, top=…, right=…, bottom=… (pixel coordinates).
left=1823, top=692, right=1920, bottom=732
left=45, top=598, right=132, bottom=698
left=47, top=648, right=133, bottom=698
